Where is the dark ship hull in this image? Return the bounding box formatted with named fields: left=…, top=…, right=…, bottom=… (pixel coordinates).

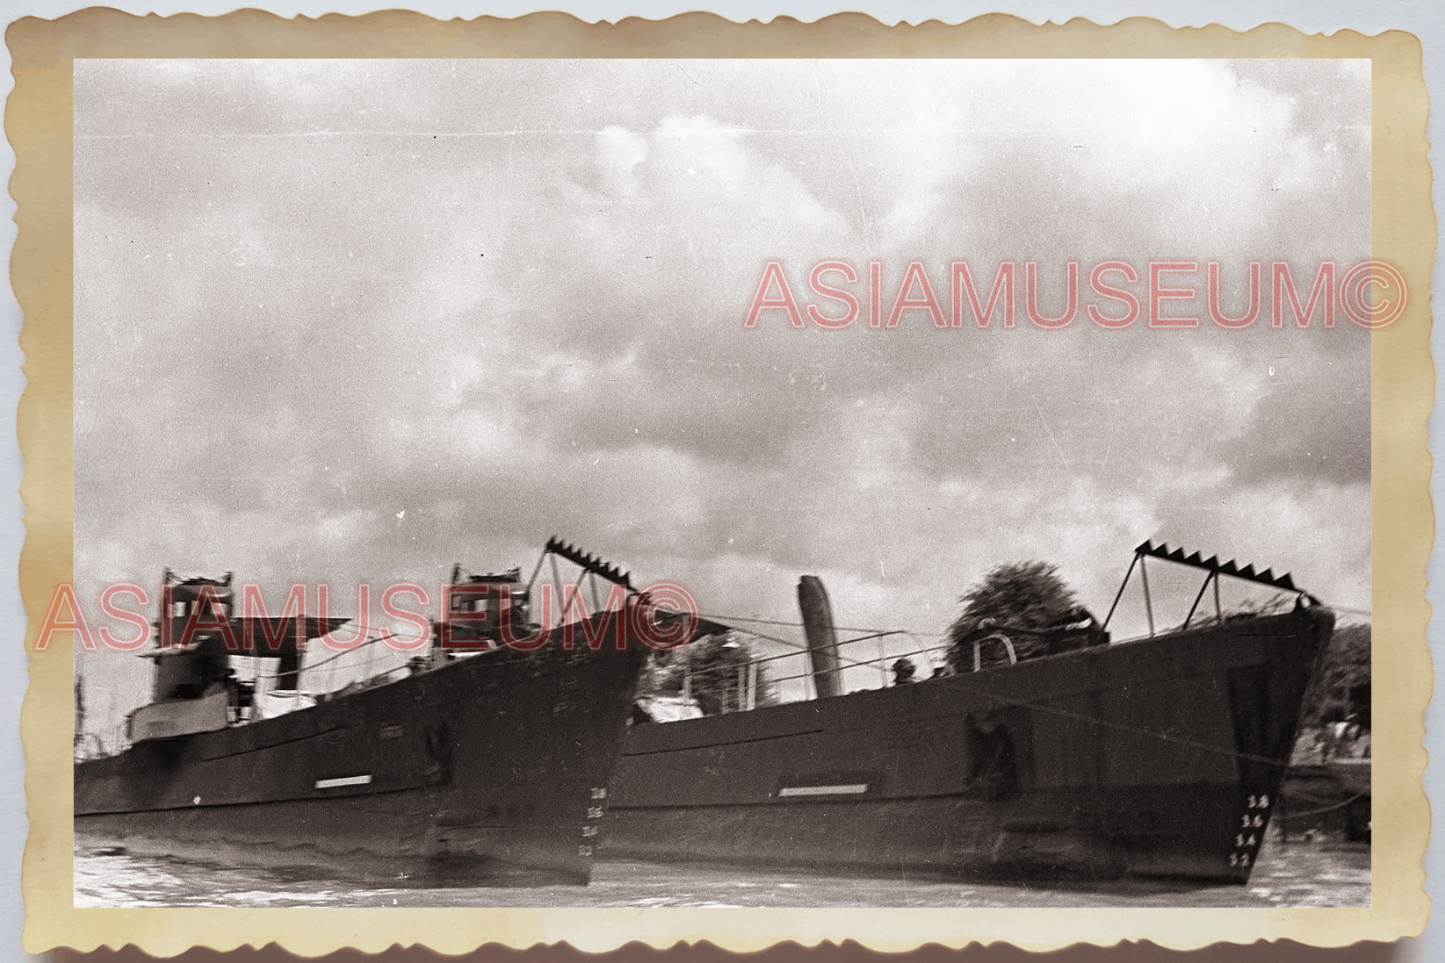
left=76, top=624, right=647, bottom=886
left=602, top=605, right=1333, bottom=883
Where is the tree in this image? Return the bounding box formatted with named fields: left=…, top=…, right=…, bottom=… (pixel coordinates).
left=947, top=561, right=1097, bottom=671
left=1300, top=621, right=1370, bottom=728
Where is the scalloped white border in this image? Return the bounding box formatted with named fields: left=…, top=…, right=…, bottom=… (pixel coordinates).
left=4, top=4, right=1441, bottom=961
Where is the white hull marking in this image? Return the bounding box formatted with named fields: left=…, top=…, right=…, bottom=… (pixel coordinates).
left=315, top=774, right=373, bottom=789
left=778, top=784, right=868, bottom=797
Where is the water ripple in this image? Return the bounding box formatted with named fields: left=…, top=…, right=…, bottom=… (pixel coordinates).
left=75, top=837, right=1368, bottom=909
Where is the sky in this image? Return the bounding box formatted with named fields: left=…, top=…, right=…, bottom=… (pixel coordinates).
left=73, top=59, right=1372, bottom=738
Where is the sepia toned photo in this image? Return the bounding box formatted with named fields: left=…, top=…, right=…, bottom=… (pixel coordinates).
left=14, top=11, right=1432, bottom=958
left=70, top=55, right=1373, bottom=909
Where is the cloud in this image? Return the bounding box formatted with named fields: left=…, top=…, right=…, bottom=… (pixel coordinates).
left=73, top=60, right=1373, bottom=731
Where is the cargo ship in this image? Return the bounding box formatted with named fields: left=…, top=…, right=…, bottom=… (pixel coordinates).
left=603, top=542, right=1336, bottom=884
left=75, top=539, right=687, bottom=886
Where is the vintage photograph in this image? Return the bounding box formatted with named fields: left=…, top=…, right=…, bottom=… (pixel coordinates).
left=71, top=58, right=1372, bottom=909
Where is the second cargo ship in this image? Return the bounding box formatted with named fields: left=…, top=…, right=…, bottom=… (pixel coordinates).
left=603, top=542, right=1335, bottom=884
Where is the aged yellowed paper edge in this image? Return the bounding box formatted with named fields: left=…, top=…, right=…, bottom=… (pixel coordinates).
left=13, top=8, right=1433, bottom=955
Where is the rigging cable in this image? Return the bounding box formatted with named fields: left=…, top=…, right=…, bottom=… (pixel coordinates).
left=255, top=631, right=397, bottom=680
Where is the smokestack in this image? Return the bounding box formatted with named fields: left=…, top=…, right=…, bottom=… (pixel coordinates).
left=797, top=576, right=843, bottom=699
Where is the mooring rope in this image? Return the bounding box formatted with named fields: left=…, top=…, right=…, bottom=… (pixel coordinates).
left=1276, top=790, right=1370, bottom=820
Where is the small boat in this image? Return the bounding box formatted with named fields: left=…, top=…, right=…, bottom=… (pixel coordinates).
left=602, top=542, right=1335, bottom=884
left=75, top=539, right=689, bottom=886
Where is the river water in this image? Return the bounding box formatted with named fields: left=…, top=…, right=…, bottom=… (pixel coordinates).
left=75, top=836, right=1367, bottom=908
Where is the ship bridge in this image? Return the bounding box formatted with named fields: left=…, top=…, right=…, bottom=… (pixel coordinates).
left=130, top=572, right=349, bottom=744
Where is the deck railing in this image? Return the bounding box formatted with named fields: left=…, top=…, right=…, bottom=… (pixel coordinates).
left=676, top=626, right=956, bottom=713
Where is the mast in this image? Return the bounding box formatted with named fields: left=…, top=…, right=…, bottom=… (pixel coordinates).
left=74, top=675, right=85, bottom=757
left=797, top=575, right=843, bottom=699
